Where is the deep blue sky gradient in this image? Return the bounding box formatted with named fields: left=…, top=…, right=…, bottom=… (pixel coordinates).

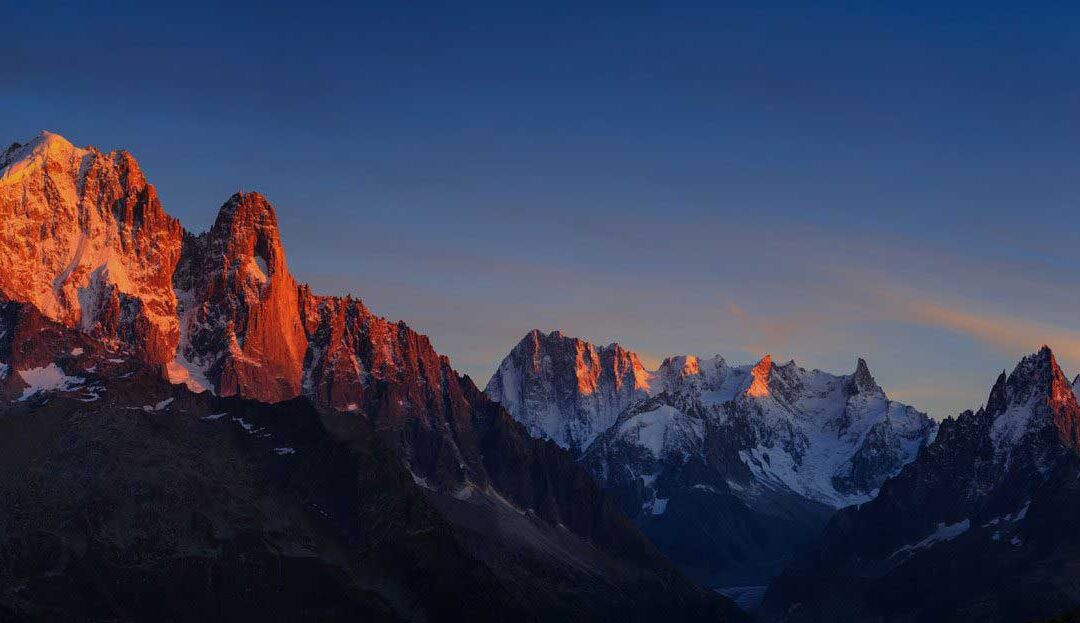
left=5, top=1, right=1080, bottom=416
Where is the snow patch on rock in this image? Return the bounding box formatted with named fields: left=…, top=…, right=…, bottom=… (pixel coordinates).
left=141, top=398, right=174, bottom=412
left=892, top=519, right=970, bottom=558
left=17, top=364, right=84, bottom=400
left=167, top=288, right=214, bottom=393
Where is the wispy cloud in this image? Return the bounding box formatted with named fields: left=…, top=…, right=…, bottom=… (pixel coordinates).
left=881, top=292, right=1080, bottom=368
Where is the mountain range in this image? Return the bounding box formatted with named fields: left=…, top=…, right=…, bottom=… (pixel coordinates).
left=3, top=131, right=1080, bottom=622
left=0, top=132, right=742, bottom=622
left=485, top=329, right=1080, bottom=621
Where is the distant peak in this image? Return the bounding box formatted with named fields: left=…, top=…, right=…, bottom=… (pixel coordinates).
left=987, top=346, right=1080, bottom=455
left=746, top=354, right=773, bottom=398
left=212, top=192, right=283, bottom=244
left=986, top=369, right=1010, bottom=414
left=34, top=130, right=73, bottom=148
left=518, top=329, right=581, bottom=351
left=1023, top=345, right=1062, bottom=378
left=987, top=346, right=1070, bottom=414
left=218, top=191, right=277, bottom=221
left=1, top=130, right=89, bottom=183
left=661, top=354, right=700, bottom=377
left=847, top=357, right=882, bottom=395
left=26, top=131, right=86, bottom=160
left=519, top=329, right=636, bottom=358
left=205, top=192, right=291, bottom=288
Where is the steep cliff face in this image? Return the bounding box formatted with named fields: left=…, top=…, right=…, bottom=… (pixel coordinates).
left=0, top=132, right=184, bottom=364
left=172, top=192, right=308, bottom=402
left=485, top=330, right=653, bottom=454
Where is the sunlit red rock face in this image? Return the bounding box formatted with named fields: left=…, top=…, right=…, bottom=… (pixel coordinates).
left=744, top=353, right=773, bottom=397
left=0, top=132, right=184, bottom=364
left=173, top=192, right=308, bottom=402
left=301, top=293, right=443, bottom=409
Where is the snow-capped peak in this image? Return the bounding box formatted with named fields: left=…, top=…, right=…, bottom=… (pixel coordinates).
left=0, top=131, right=90, bottom=186
left=668, top=354, right=701, bottom=377
left=484, top=329, right=653, bottom=453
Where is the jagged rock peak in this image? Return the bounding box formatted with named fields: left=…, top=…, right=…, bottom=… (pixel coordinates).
left=485, top=329, right=653, bottom=452
left=660, top=354, right=702, bottom=377
left=205, top=191, right=290, bottom=282
left=514, top=329, right=649, bottom=385
left=214, top=191, right=280, bottom=230
left=985, top=345, right=1080, bottom=458
left=745, top=354, right=773, bottom=397
left=847, top=357, right=882, bottom=395
left=986, top=369, right=1010, bottom=415
left=988, top=346, right=1070, bottom=413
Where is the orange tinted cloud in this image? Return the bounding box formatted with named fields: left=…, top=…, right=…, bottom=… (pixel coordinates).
left=890, top=295, right=1080, bottom=365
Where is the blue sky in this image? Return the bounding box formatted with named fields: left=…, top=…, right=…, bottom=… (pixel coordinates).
left=5, top=1, right=1080, bottom=417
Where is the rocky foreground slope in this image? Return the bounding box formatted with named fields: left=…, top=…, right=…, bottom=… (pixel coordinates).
left=0, top=133, right=742, bottom=622
left=487, top=330, right=937, bottom=585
